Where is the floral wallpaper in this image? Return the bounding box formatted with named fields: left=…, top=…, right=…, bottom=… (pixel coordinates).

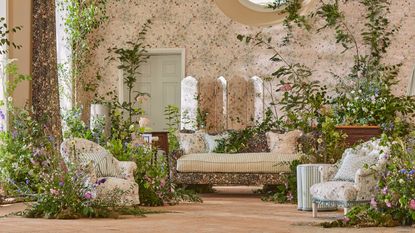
left=90, top=0, right=415, bottom=129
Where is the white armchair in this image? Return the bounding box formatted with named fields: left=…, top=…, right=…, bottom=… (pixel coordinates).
left=60, top=138, right=140, bottom=205
left=310, top=139, right=389, bottom=217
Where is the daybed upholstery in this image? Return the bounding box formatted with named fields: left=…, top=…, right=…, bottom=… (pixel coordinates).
left=61, top=138, right=140, bottom=205
left=170, top=130, right=302, bottom=186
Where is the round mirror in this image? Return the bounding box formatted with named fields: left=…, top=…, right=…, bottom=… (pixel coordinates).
left=215, top=0, right=315, bottom=27
left=239, top=0, right=287, bottom=13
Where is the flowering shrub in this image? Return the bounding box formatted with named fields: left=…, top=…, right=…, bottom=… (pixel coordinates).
left=322, top=133, right=415, bottom=227
left=23, top=149, right=141, bottom=219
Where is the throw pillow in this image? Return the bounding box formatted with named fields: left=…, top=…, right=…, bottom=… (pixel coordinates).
left=266, top=130, right=302, bottom=154
left=333, top=153, right=379, bottom=181
left=179, top=132, right=207, bottom=154
left=204, top=133, right=228, bottom=153
left=239, top=132, right=270, bottom=153
left=81, top=151, right=122, bottom=178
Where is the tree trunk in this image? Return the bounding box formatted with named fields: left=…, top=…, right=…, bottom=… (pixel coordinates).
left=32, top=0, right=62, bottom=142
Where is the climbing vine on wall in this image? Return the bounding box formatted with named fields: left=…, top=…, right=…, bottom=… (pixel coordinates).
left=58, top=0, right=109, bottom=106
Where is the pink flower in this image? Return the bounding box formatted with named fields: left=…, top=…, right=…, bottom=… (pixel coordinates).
left=50, top=189, right=59, bottom=196
left=409, top=199, right=415, bottom=210
left=279, top=83, right=292, bottom=92
left=385, top=200, right=392, bottom=208
left=382, top=187, right=388, bottom=195
left=370, top=198, right=377, bottom=208
left=342, top=217, right=350, bottom=223
left=84, top=191, right=93, bottom=199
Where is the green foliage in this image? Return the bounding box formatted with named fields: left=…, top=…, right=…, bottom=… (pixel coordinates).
left=261, top=160, right=300, bottom=203
left=22, top=153, right=141, bottom=219
left=0, top=18, right=22, bottom=55
left=267, top=0, right=310, bottom=44
left=164, top=105, right=180, bottom=152
left=214, top=109, right=279, bottom=153
left=58, top=0, right=109, bottom=103
left=105, top=19, right=152, bottom=125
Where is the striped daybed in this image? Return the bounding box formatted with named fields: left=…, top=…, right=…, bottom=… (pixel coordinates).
left=169, top=130, right=301, bottom=186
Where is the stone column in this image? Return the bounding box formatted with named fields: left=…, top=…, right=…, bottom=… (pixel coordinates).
left=32, top=0, right=62, bottom=140
left=249, top=76, right=264, bottom=125
left=180, top=76, right=198, bottom=131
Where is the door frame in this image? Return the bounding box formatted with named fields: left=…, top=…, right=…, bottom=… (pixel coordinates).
left=117, top=47, right=185, bottom=116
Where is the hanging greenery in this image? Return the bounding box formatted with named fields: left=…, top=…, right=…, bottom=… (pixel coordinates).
left=58, top=0, right=109, bottom=106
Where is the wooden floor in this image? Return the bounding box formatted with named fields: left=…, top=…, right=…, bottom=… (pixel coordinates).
left=0, top=186, right=413, bottom=233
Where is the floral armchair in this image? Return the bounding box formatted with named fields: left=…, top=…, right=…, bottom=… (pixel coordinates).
left=60, top=138, right=140, bottom=205
left=310, top=139, right=389, bottom=217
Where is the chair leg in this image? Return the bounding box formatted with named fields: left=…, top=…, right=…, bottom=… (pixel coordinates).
left=312, top=203, right=318, bottom=218
left=344, top=208, right=348, bottom=215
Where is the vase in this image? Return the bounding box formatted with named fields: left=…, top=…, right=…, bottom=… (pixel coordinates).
left=90, top=104, right=111, bottom=138
left=335, top=125, right=382, bottom=146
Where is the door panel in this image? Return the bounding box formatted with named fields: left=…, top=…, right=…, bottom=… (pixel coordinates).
left=123, top=54, right=182, bottom=131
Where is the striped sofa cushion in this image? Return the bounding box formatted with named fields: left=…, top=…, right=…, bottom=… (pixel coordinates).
left=176, top=152, right=299, bottom=173
left=81, top=152, right=122, bottom=178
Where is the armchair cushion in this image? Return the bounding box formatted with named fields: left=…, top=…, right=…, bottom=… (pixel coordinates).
left=333, top=152, right=378, bottom=181
left=310, top=181, right=357, bottom=202
left=81, top=151, right=122, bottom=178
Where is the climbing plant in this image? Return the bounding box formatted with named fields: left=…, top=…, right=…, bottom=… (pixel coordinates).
left=57, top=0, right=109, bottom=106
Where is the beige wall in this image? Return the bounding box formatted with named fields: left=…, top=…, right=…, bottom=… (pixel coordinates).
left=7, top=0, right=32, bottom=108
left=92, top=0, right=415, bottom=102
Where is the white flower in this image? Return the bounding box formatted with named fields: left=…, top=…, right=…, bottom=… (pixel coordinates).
left=7, top=97, right=12, bottom=102
left=351, top=90, right=355, bottom=94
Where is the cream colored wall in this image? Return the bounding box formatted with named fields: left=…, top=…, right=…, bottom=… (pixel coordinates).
left=93, top=0, right=415, bottom=101
left=7, top=0, right=32, bottom=108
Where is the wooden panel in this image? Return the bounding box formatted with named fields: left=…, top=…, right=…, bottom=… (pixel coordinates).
left=151, top=131, right=169, bottom=155
left=335, top=126, right=382, bottom=146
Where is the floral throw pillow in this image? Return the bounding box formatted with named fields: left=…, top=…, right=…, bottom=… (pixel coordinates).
left=333, top=153, right=379, bottom=181
left=179, top=132, right=207, bottom=154
left=266, top=130, right=302, bottom=154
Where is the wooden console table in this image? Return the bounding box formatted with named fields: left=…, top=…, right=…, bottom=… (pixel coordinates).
left=150, top=131, right=169, bottom=154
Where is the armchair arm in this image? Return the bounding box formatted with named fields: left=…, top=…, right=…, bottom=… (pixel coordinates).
left=119, top=161, right=137, bottom=181
left=354, top=164, right=384, bottom=200
left=319, top=164, right=338, bottom=182
left=168, top=149, right=184, bottom=182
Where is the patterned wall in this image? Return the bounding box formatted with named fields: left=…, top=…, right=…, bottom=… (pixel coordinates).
left=90, top=0, right=415, bottom=128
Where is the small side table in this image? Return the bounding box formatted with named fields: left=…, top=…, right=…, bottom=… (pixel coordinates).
left=297, top=164, right=337, bottom=211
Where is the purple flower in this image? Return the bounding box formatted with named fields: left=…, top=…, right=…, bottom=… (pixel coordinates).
left=370, top=198, right=377, bottom=208
left=0, top=110, right=5, bottom=120
left=59, top=181, right=64, bottom=187
left=84, top=191, right=93, bottom=199
left=408, top=170, right=415, bottom=175
left=12, top=131, right=18, bottom=138
left=399, top=169, right=407, bottom=174
left=25, top=179, right=30, bottom=185
left=382, top=187, right=388, bottom=195
left=96, top=178, right=107, bottom=185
